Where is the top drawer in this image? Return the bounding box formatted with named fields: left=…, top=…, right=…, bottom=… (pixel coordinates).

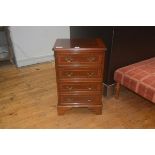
left=55, top=51, right=104, bottom=66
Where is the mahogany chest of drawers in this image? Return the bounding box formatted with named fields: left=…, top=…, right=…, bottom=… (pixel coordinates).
left=53, top=38, right=106, bottom=115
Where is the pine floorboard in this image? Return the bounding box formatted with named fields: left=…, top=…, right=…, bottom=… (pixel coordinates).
left=0, top=62, right=155, bottom=128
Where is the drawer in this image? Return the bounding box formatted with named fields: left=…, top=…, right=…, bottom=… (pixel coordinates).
left=59, top=93, right=102, bottom=105
left=55, top=51, right=104, bottom=66
left=58, top=82, right=102, bottom=92
left=57, top=67, right=102, bottom=80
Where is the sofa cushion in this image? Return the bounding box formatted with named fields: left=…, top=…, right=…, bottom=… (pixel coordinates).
left=114, top=57, right=155, bottom=103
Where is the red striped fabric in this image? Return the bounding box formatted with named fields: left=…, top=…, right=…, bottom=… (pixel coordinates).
left=114, top=57, right=155, bottom=103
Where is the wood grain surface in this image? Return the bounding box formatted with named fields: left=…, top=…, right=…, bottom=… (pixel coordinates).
left=0, top=62, right=155, bottom=128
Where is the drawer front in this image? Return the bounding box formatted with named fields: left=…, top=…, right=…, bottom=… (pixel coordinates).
left=57, top=68, right=102, bottom=80
left=55, top=51, right=104, bottom=66
left=58, top=82, right=102, bottom=92
left=59, top=93, right=102, bottom=105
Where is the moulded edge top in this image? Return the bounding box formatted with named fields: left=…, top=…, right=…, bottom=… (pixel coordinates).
left=53, top=38, right=107, bottom=51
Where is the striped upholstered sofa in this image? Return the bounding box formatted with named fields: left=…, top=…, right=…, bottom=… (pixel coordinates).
left=114, top=57, right=155, bottom=103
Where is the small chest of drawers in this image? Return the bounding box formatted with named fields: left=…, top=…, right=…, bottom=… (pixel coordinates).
left=53, top=38, right=106, bottom=115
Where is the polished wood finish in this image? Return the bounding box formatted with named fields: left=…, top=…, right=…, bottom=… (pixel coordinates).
left=58, top=82, right=102, bottom=92
left=1, top=62, right=155, bottom=128
left=56, top=51, right=103, bottom=66
left=70, top=26, right=113, bottom=85
left=54, top=39, right=106, bottom=115
left=59, top=92, right=102, bottom=105
left=53, top=38, right=106, bottom=50
left=57, top=66, right=102, bottom=81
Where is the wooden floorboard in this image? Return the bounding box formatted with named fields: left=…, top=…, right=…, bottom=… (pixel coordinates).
left=0, top=62, right=155, bottom=128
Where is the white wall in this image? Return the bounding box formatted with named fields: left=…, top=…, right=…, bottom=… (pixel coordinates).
left=9, top=26, right=70, bottom=67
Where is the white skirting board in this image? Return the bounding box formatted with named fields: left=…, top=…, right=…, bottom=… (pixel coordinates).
left=16, top=55, right=54, bottom=67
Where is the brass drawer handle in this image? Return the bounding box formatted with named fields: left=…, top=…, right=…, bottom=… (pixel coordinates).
left=87, top=57, right=96, bottom=62
left=65, top=57, right=73, bottom=62
left=87, top=72, right=95, bottom=77
left=66, top=86, right=73, bottom=90
left=88, top=99, right=92, bottom=102
left=65, top=72, right=73, bottom=77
